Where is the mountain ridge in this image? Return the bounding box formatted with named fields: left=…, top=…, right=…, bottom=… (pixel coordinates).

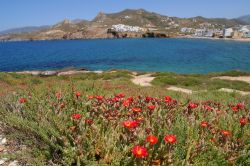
left=0, top=9, right=249, bottom=41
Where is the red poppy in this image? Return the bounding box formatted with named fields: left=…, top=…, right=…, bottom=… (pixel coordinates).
left=127, top=97, right=134, bottom=102
left=200, top=121, right=209, bottom=128
left=237, top=103, right=244, bottom=109
left=132, top=107, right=142, bottom=113
left=164, top=134, right=177, bottom=144
left=221, top=130, right=231, bottom=137
left=19, top=97, right=27, bottom=104
left=112, top=97, right=120, bottom=102
left=123, top=100, right=131, bottom=107
left=204, top=105, right=212, bottom=111
left=146, top=135, right=158, bottom=145
left=165, top=96, right=172, bottom=103
left=147, top=105, right=156, bottom=111
left=188, top=102, right=198, bottom=109
left=72, top=113, right=81, bottom=120
left=96, top=95, right=104, bottom=101
left=231, top=106, right=239, bottom=112
left=146, top=96, right=153, bottom=102
left=123, top=120, right=138, bottom=129
left=116, top=93, right=125, bottom=98
left=88, top=95, right=94, bottom=100
left=132, top=145, right=148, bottom=158
left=85, top=119, right=93, bottom=125
left=239, top=118, right=247, bottom=126
left=75, top=91, right=81, bottom=97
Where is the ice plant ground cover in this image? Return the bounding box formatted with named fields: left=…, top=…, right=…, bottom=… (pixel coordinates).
left=0, top=71, right=249, bottom=165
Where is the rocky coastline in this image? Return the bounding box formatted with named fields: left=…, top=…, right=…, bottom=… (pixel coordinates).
left=8, top=68, right=103, bottom=76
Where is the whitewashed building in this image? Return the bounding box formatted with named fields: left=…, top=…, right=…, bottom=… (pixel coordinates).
left=239, top=26, right=250, bottom=38
left=223, top=28, right=234, bottom=38
left=181, top=27, right=194, bottom=33
left=111, top=24, right=144, bottom=32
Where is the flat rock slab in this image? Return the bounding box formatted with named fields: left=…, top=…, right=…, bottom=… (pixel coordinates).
left=218, top=88, right=250, bottom=95
left=131, top=74, right=155, bottom=86
left=167, top=86, right=193, bottom=94
left=213, top=76, right=250, bottom=84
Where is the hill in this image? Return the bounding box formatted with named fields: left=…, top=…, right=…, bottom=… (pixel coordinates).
left=0, top=25, right=50, bottom=35
left=0, top=9, right=248, bottom=41
left=237, top=14, right=250, bottom=24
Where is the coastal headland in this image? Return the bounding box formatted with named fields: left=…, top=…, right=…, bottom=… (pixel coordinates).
left=1, top=9, right=250, bottom=42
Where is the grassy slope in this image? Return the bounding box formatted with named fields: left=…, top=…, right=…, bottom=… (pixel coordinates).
left=0, top=71, right=249, bottom=165
left=151, top=70, right=250, bottom=91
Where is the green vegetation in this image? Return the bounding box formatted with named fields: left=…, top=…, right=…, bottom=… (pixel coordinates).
left=0, top=71, right=249, bottom=165
left=152, top=71, right=250, bottom=91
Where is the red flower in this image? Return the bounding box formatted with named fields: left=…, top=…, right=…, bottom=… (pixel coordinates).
left=165, top=96, right=172, bottom=103
left=72, top=113, right=81, bottom=120
left=132, top=145, right=148, bottom=158
left=96, top=95, right=104, bottom=101
left=237, top=103, right=244, bottom=109
left=200, top=121, right=209, bottom=128
left=146, top=96, right=153, bottom=102
left=231, top=106, right=239, bottom=112
left=19, top=97, right=27, bottom=104
left=164, top=134, right=177, bottom=144
left=123, top=100, right=131, bottom=107
left=204, top=105, right=212, bottom=111
left=188, top=102, right=198, bottom=109
left=123, top=120, right=138, bottom=129
left=85, top=119, right=93, bottom=125
left=146, top=135, right=158, bottom=145
left=239, top=118, right=247, bottom=126
left=88, top=95, right=94, bottom=100
left=112, top=97, right=120, bottom=102
left=221, top=130, right=231, bottom=137
left=116, top=93, right=125, bottom=98
left=147, top=105, right=156, bottom=111
left=127, top=97, right=134, bottom=102
left=60, top=103, right=65, bottom=109
left=75, top=91, right=81, bottom=97
left=132, top=107, right=142, bottom=113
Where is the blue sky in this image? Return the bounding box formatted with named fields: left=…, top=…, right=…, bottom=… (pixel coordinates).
left=0, top=0, right=249, bottom=31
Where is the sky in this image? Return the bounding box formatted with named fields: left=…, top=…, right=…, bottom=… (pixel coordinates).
left=0, top=0, right=250, bottom=31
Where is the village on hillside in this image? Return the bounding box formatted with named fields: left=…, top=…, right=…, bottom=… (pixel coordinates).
left=109, top=23, right=250, bottom=39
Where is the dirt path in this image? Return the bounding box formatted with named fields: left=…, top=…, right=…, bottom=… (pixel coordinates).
left=213, top=76, right=250, bottom=84
left=131, top=74, right=155, bottom=86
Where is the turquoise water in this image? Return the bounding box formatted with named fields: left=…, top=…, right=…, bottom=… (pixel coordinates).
left=0, top=38, right=250, bottom=73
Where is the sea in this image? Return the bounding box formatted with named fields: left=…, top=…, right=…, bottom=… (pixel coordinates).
left=0, top=38, right=250, bottom=73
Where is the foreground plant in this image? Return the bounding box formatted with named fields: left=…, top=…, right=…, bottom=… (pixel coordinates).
left=0, top=91, right=249, bottom=165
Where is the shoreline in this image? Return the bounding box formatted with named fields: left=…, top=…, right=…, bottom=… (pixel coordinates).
left=1, top=36, right=250, bottom=42
left=5, top=68, right=250, bottom=76
left=176, top=35, right=250, bottom=42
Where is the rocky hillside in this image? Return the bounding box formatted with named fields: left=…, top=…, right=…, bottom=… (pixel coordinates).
left=237, top=15, right=250, bottom=24
left=0, top=9, right=247, bottom=41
